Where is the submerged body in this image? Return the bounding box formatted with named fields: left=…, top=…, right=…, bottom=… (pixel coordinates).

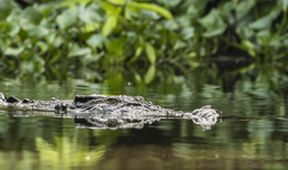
left=0, top=93, right=221, bottom=129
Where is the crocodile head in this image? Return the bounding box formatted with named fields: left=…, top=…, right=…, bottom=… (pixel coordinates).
left=188, top=105, right=222, bottom=130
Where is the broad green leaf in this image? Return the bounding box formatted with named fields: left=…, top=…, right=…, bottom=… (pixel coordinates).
left=107, top=0, right=126, bottom=5
left=69, top=46, right=92, bottom=58
left=241, top=40, right=256, bottom=57
left=0, top=0, right=14, bottom=20
left=250, top=16, right=274, bottom=30
left=236, top=0, right=256, bottom=19
left=281, top=0, right=288, bottom=12
left=56, top=8, right=77, bottom=30
left=101, top=1, right=122, bottom=16
left=36, top=41, right=48, bottom=53
left=28, top=26, right=49, bottom=38
left=134, top=73, right=142, bottom=83
left=163, top=20, right=179, bottom=30
left=144, top=65, right=156, bottom=84
left=46, top=33, right=63, bottom=47
left=78, top=4, right=102, bottom=24
left=61, top=0, right=92, bottom=7
left=257, top=30, right=271, bottom=45
left=128, top=2, right=173, bottom=19
left=102, top=16, right=117, bottom=36
left=0, top=21, right=19, bottom=36
left=141, top=10, right=160, bottom=20
left=4, top=46, right=24, bottom=56
left=181, top=27, right=194, bottom=40
left=145, top=43, right=156, bottom=64
left=7, top=22, right=20, bottom=36
left=82, top=23, right=100, bottom=33
left=124, top=7, right=135, bottom=20
left=23, top=7, right=43, bottom=24
left=250, top=7, right=281, bottom=30
left=129, top=46, right=143, bottom=63
left=86, top=34, right=105, bottom=48
left=173, top=40, right=186, bottom=50
left=135, top=46, right=143, bottom=58
left=199, top=9, right=226, bottom=37
left=157, top=0, right=181, bottom=8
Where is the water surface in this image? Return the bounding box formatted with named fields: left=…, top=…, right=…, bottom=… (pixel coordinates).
left=0, top=78, right=287, bottom=170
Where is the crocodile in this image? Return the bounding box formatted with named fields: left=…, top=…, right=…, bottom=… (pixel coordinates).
left=0, top=92, right=221, bottom=129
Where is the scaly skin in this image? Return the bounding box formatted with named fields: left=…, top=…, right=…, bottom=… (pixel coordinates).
left=0, top=93, right=221, bottom=129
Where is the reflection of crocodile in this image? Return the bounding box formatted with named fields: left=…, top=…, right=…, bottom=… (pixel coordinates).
left=0, top=92, right=221, bottom=129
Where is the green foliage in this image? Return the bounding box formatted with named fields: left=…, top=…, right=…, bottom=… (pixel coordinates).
left=199, top=9, right=226, bottom=37
left=0, top=0, right=175, bottom=78
left=0, top=0, right=287, bottom=85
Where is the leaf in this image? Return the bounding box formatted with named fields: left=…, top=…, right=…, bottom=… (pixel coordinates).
left=107, top=0, right=126, bottom=5
left=256, top=30, right=271, bottom=45
left=101, top=1, right=122, bottom=16
left=4, top=46, right=24, bottom=56
left=46, top=33, right=63, bottom=47
left=134, top=73, right=142, bottom=83
left=199, top=9, right=226, bottom=37
left=102, top=16, right=117, bottom=36
left=145, top=43, right=156, bottom=64
left=250, top=6, right=281, bottom=30
left=28, top=25, right=49, bottom=38
left=56, top=8, right=77, bottom=30
left=23, top=7, right=43, bottom=24
left=129, top=45, right=143, bottom=63
left=128, top=2, right=173, bottom=19
left=0, top=21, right=20, bottom=36
left=236, top=0, right=256, bottom=19
left=82, top=22, right=100, bottom=33
left=281, top=0, right=288, bottom=12
left=181, top=27, right=194, bottom=40
left=144, top=65, right=156, bottom=84
left=157, top=0, right=181, bottom=8
left=86, top=34, right=105, bottom=48
left=61, top=0, right=92, bottom=7
left=135, top=46, right=143, bottom=58
left=241, top=40, right=256, bottom=57
left=250, top=16, right=274, bottom=30
left=0, top=0, right=14, bottom=20
left=78, top=4, right=102, bottom=24
left=36, top=41, right=48, bottom=53
left=69, top=45, right=92, bottom=58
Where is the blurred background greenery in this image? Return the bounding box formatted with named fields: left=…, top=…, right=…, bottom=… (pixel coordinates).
left=0, top=0, right=287, bottom=87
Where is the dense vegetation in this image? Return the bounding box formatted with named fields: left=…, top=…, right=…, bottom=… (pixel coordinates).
left=0, top=0, right=287, bottom=87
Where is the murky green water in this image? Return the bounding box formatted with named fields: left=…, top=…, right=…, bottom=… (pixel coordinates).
left=0, top=78, right=287, bottom=170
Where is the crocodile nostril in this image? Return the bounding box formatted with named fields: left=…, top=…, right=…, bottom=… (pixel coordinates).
left=22, top=98, right=33, bottom=104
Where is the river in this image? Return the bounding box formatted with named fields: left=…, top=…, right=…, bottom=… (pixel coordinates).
left=0, top=77, right=287, bottom=170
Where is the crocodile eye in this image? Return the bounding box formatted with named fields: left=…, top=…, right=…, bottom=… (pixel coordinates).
left=6, top=96, right=21, bottom=103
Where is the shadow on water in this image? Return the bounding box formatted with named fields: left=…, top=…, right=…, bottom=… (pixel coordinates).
left=0, top=64, right=288, bottom=170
